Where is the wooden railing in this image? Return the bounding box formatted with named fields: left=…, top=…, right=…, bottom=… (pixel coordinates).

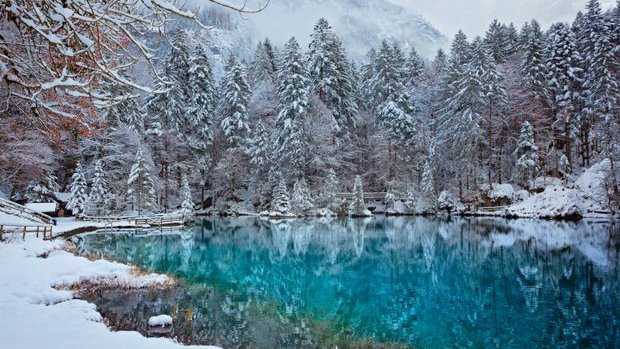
left=81, top=214, right=185, bottom=226
left=0, top=225, right=53, bottom=240
left=336, top=192, right=405, bottom=201
left=0, top=198, right=53, bottom=225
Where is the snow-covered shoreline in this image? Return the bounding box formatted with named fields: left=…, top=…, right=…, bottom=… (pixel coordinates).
left=0, top=237, right=219, bottom=349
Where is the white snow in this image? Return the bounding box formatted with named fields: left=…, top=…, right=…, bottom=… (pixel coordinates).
left=25, top=202, right=58, bottom=213
left=0, top=212, right=47, bottom=227
left=149, top=315, right=173, bottom=327
left=0, top=237, right=219, bottom=349
left=505, top=184, right=605, bottom=219
left=574, top=159, right=612, bottom=207
left=482, top=183, right=515, bottom=200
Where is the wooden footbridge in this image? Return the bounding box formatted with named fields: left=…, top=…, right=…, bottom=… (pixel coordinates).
left=0, top=198, right=53, bottom=240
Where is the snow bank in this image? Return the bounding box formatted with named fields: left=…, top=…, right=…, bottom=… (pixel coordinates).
left=574, top=159, right=612, bottom=207
left=505, top=185, right=604, bottom=219
left=0, top=238, right=219, bottom=349
left=149, top=315, right=173, bottom=327
left=482, top=183, right=515, bottom=200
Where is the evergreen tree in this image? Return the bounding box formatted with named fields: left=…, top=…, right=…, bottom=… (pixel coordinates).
left=220, top=55, right=252, bottom=150
left=188, top=44, right=217, bottom=152
left=521, top=20, right=549, bottom=104
left=319, top=168, right=340, bottom=209
left=274, top=37, right=310, bottom=181
left=351, top=175, right=367, bottom=216
left=545, top=22, right=584, bottom=166
left=419, top=160, right=436, bottom=213
left=101, top=71, right=144, bottom=134
left=504, top=23, right=520, bottom=57
left=67, top=162, right=88, bottom=216
left=307, top=18, right=357, bottom=139
left=384, top=181, right=396, bottom=211
left=88, top=159, right=109, bottom=215
left=406, top=47, right=425, bottom=87
left=291, top=178, right=314, bottom=214
left=271, top=178, right=290, bottom=214
left=250, top=40, right=276, bottom=85
left=180, top=174, right=195, bottom=218
left=127, top=148, right=156, bottom=215
left=484, top=19, right=508, bottom=63
left=513, top=121, right=540, bottom=190
left=248, top=122, right=271, bottom=180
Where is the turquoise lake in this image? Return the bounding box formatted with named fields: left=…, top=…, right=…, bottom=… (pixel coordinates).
left=75, top=217, right=620, bottom=348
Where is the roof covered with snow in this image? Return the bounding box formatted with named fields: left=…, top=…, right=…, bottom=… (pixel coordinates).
left=25, top=202, right=57, bottom=213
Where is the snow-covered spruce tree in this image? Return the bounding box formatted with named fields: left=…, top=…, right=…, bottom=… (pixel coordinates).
left=291, top=178, right=314, bottom=215
left=180, top=175, right=195, bottom=218
left=371, top=41, right=416, bottom=180
left=471, top=37, right=508, bottom=188
left=513, top=121, right=540, bottom=190
left=307, top=18, right=358, bottom=140
left=250, top=40, right=278, bottom=85
left=384, top=182, right=397, bottom=211
left=188, top=44, right=217, bottom=153
left=406, top=47, right=425, bottom=87
left=484, top=19, right=509, bottom=64
left=521, top=19, right=549, bottom=105
left=350, top=175, right=369, bottom=216
left=67, top=162, right=88, bottom=217
left=101, top=72, right=144, bottom=134
left=220, top=55, right=252, bottom=151
left=271, top=178, right=291, bottom=214
left=319, top=168, right=340, bottom=210
left=273, top=37, right=310, bottom=182
left=25, top=172, right=60, bottom=202
left=127, top=148, right=156, bottom=216
left=248, top=122, right=272, bottom=181
left=545, top=22, right=583, bottom=167
left=404, top=186, right=418, bottom=214
left=88, top=159, right=109, bottom=215
left=437, top=190, right=459, bottom=214
left=418, top=161, right=436, bottom=213
left=580, top=0, right=619, bottom=167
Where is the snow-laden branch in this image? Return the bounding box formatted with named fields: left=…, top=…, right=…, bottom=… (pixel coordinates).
left=0, top=0, right=269, bottom=126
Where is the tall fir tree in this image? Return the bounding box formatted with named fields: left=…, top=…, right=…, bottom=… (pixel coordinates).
left=521, top=20, right=549, bottom=105
left=219, top=55, right=252, bottom=151
left=406, top=47, right=425, bottom=87
left=307, top=18, right=358, bottom=139
left=273, top=37, right=310, bottom=181
left=513, top=121, right=540, bottom=190
left=180, top=174, right=195, bottom=217
left=88, top=159, right=109, bottom=215
left=127, top=148, right=156, bottom=215
left=67, top=162, right=88, bottom=216
left=291, top=178, right=314, bottom=214
left=271, top=178, right=290, bottom=214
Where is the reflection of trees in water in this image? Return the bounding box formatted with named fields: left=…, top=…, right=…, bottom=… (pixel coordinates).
left=76, top=217, right=620, bottom=348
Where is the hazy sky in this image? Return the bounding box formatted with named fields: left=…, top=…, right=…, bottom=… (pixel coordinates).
left=390, top=0, right=617, bottom=38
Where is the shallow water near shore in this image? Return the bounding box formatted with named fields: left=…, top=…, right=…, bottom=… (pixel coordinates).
left=74, top=216, right=620, bottom=348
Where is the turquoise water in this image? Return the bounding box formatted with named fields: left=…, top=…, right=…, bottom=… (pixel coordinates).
left=76, top=217, right=620, bottom=348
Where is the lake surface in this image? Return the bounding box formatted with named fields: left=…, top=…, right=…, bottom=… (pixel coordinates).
left=75, top=217, right=620, bottom=348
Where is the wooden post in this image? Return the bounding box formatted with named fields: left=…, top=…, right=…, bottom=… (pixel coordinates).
left=22, top=226, right=26, bottom=240
left=36, top=226, right=39, bottom=238
left=0, top=225, right=3, bottom=241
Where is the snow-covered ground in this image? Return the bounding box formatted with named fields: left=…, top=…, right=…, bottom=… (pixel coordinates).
left=0, top=237, right=219, bottom=349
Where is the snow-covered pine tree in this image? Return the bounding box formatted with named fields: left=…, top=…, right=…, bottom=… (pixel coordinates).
left=127, top=148, right=157, bottom=215
left=580, top=0, right=619, bottom=167
left=67, top=162, right=88, bottom=217
left=274, top=37, right=310, bottom=181
left=484, top=19, right=509, bottom=63
left=101, top=71, right=144, bottom=134
left=188, top=44, right=217, bottom=153
left=220, top=55, right=252, bottom=151
left=471, top=37, right=508, bottom=188
left=250, top=40, right=278, bottom=85
left=442, top=31, right=472, bottom=100
left=307, top=18, right=357, bottom=140
left=521, top=20, right=549, bottom=104
left=545, top=22, right=583, bottom=167
left=88, top=159, right=109, bottom=215
left=350, top=175, right=369, bottom=216
left=504, top=23, right=520, bottom=57
left=384, top=181, right=396, bottom=211
left=271, top=178, right=290, bottom=214
left=419, top=160, right=436, bottom=213
left=180, top=174, right=195, bottom=218
left=248, top=122, right=271, bottom=180
left=404, top=185, right=418, bottom=214
left=291, top=178, right=314, bottom=214
left=320, top=168, right=340, bottom=210
left=513, top=121, right=540, bottom=190
left=25, top=172, right=60, bottom=202
left=406, top=47, right=425, bottom=87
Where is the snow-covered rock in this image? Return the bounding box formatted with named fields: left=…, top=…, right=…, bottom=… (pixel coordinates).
left=505, top=184, right=606, bottom=219
left=481, top=183, right=515, bottom=201
left=529, top=176, right=563, bottom=191
left=575, top=159, right=613, bottom=207
left=148, top=315, right=173, bottom=327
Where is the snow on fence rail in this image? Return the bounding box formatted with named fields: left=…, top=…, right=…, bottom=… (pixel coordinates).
left=0, top=225, right=53, bottom=240
left=0, top=198, right=53, bottom=225
left=80, top=214, right=186, bottom=226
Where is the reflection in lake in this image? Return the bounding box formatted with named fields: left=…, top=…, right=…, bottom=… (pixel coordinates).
left=75, top=217, right=620, bottom=348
